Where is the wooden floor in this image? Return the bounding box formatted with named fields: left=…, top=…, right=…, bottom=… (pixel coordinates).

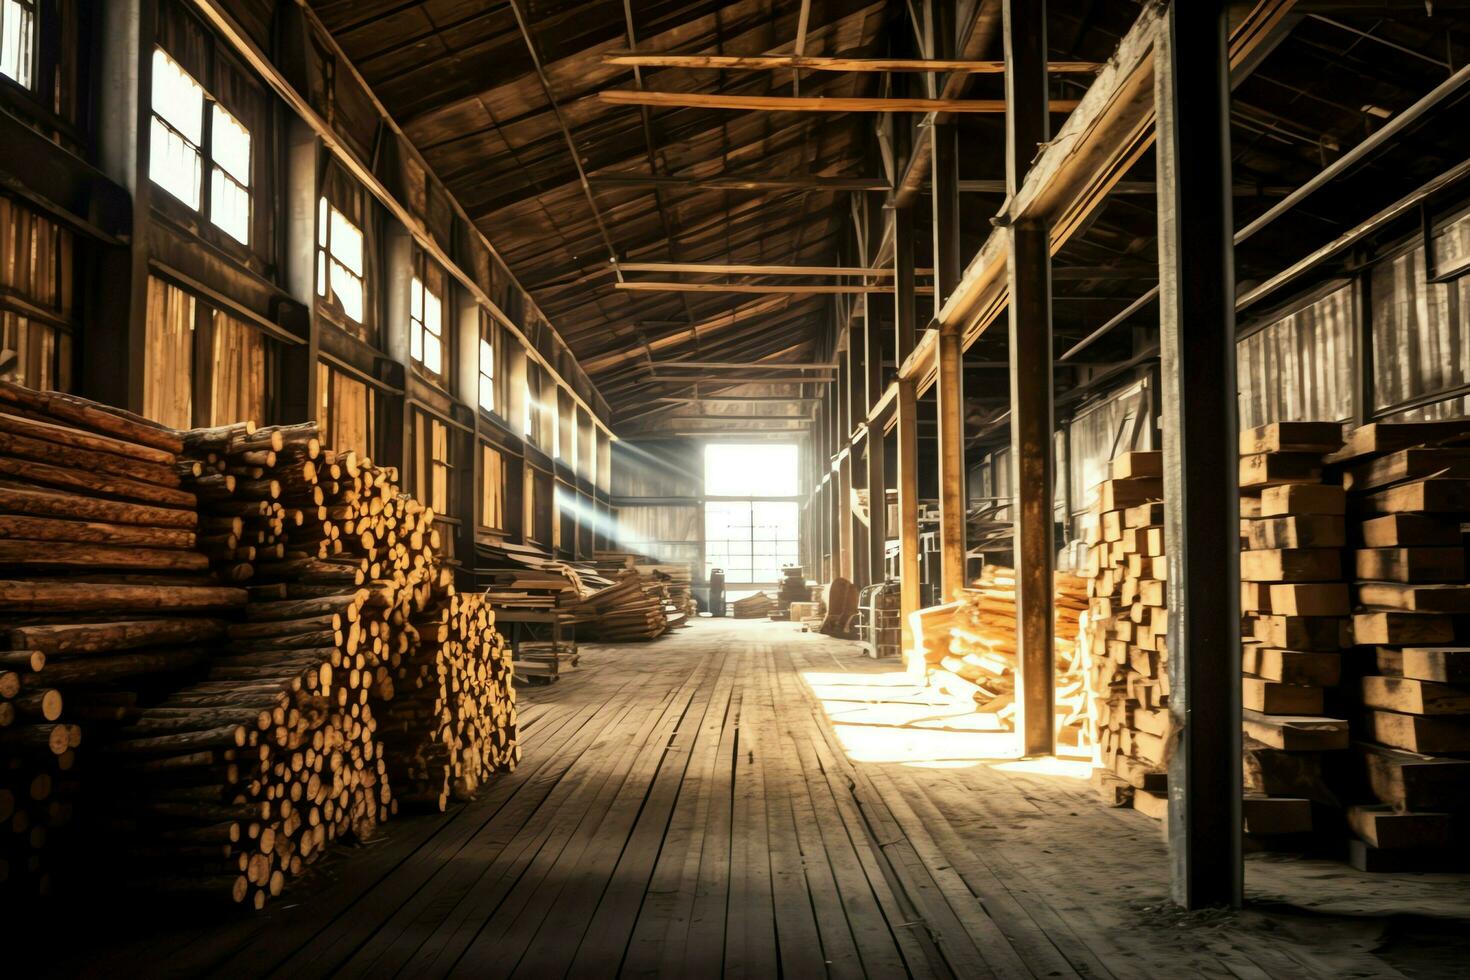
left=41, top=619, right=1470, bottom=978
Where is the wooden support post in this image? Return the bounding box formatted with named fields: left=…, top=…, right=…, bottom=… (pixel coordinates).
left=931, top=121, right=962, bottom=317
left=838, top=453, right=853, bottom=583
left=1005, top=0, right=1056, bottom=757
left=897, top=379, right=922, bottom=651
left=866, top=302, right=887, bottom=584
left=91, top=0, right=154, bottom=412
left=895, top=202, right=917, bottom=361
left=936, top=329, right=967, bottom=598
left=1156, top=1, right=1243, bottom=910
left=279, top=117, right=320, bottom=425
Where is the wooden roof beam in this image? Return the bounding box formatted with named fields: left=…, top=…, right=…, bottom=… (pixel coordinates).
left=601, top=54, right=1102, bottom=73
left=616, top=262, right=922, bottom=277
left=617, top=282, right=928, bottom=294
left=588, top=174, right=891, bottom=192
left=598, top=91, right=1081, bottom=113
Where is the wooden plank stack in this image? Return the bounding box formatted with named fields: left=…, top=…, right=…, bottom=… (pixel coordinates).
left=1079, top=450, right=1171, bottom=816
left=560, top=571, right=670, bottom=640
left=1332, top=421, right=1470, bottom=870
left=0, top=380, right=249, bottom=899
left=731, top=592, right=774, bottom=619
left=1238, top=422, right=1351, bottom=843
left=921, top=568, right=1089, bottom=744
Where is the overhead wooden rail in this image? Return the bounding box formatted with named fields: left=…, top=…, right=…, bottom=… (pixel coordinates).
left=588, top=174, right=892, bottom=191
left=602, top=54, right=1102, bottom=73
left=617, top=262, right=933, bottom=277
left=649, top=360, right=837, bottom=370
left=618, top=282, right=909, bottom=294
left=597, top=91, right=1082, bottom=113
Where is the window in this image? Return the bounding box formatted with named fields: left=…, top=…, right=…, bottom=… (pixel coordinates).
left=149, top=49, right=204, bottom=209
left=480, top=443, right=505, bottom=529
left=523, top=371, right=535, bottom=438
left=148, top=47, right=252, bottom=244
left=478, top=336, right=495, bottom=413
left=704, top=500, right=800, bottom=584
left=316, top=198, right=365, bottom=324
left=413, top=411, right=452, bottom=515
left=410, top=265, right=444, bottom=376
left=318, top=363, right=375, bottom=458
left=703, top=443, right=801, bottom=585
left=0, top=0, right=35, bottom=88
left=209, top=103, right=251, bottom=243
left=704, top=443, right=799, bottom=497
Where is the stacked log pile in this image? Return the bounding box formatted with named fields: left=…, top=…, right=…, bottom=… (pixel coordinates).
left=1238, top=422, right=1351, bottom=843
left=0, top=381, right=518, bottom=908
left=1079, top=451, right=1171, bottom=817
left=0, top=380, right=247, bottom=898
left=923, top=568, right=1089, bottom=746
left=176, top=426, right=519, bottom=817
left=1333, top=421, right=1470, bottom=870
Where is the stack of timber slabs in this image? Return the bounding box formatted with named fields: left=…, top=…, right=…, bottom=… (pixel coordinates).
left=925, top=567, right=1091, bottom=747
left=1080, top=450, right=1171, bottom=818
left=1238, top=422, right=1352, bottom=845
left=0, top=380, right=245, bottom=900
left=1334, top=421, right=1470, bottom=870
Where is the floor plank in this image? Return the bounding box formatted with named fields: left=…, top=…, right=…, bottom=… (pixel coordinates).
left=34, top=618, right=1470, bottom=980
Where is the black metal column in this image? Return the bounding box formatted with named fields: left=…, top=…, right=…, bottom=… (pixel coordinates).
left=1155, top=0, right=1244, bottom=910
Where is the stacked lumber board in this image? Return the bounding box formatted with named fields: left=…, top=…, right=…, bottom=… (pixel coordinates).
left=920, top=568, right=1089, bottom=745
left=0, top=380, right=249, bottom=899
left=1079, top=450, right=1171, bottom=816
left=777, top=565, right=808, bottom=615
left=1332, top=421, right=1470, bottom=870
left=1238, top=422, right=1351, bottom=843
left=731, top=592, right=774, bottom=619
left=560, top=571, right=669, bottom=640
left=590, top=551, right=695, bottom=625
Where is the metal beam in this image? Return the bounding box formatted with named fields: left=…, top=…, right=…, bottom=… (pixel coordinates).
left=1004, top=0, right=1056, bottom=759
left=1156, top=0, right=1243, bottom=911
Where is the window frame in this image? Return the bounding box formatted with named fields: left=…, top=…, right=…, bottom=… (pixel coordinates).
left=147, top=45, right=254, bottom=248
left=409, top=252, right=447, bottom=382
left=0, top=0, right=36, bottom=91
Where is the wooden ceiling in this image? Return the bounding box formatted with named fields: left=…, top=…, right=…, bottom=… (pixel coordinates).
left=305, top=0, right=1470, bottom=438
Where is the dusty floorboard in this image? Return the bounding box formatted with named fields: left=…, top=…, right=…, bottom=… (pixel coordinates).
left=33, top=619, right=1470, bottom=978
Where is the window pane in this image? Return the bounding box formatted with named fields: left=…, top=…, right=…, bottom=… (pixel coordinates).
left=210, top=169, right=250, bottom=243
left=151, top=49, right=203, bottom=143
left=705, top=443, right=798, bottom=496
left=411, top=277, right=423, bottom=320
left=424, top=289, right=442, bottom=335
left=424, top=332, right=442, bottom=374
left=330, top=260, right=363, bottom=322
left=211, top=104, right=250, bottom=183
left=410, top=321, right=423, bottom=361
left=330, top=208, right=363, bottom=275
left=1, top=0, right=35, bottom=87
left=149, top=117, right=201, bottom=209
